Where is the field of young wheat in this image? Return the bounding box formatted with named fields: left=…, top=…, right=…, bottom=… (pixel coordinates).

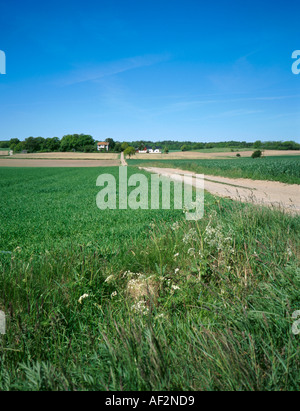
left=0, top=166, right=299, bottom=390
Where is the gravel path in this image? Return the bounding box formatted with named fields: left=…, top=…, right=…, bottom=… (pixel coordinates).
left=140, top=166, right=300, bottom=214
left=120, top=152, right=128, bottom=166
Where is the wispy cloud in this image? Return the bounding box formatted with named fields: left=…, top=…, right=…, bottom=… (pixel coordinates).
left=202, top=108, right=264, bottom=119
left=158, top=94, right=300, bottom=114
left=57, top=54, right=170, bottom=86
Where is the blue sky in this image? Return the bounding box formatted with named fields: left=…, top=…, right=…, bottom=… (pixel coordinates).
left=0, top=0, right=299, bottom=142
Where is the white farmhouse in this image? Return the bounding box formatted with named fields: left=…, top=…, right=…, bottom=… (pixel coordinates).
left=97, top=142, right=109, bottom=151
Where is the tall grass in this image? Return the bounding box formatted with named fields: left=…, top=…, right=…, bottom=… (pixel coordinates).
left=0, top=167, right=299, bottom=390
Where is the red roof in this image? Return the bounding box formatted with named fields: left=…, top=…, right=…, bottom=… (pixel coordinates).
left=97, top=142, right=109, bottom=145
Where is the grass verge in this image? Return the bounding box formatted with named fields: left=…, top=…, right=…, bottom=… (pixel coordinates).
left=0, top=167, right=299, bottom=390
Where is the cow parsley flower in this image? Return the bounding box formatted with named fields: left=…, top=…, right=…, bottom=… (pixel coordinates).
left=104, top=275, right=114, bottom=283
left=171, top=222, right=180, bottom=231
left=78, top=294, right=89, bottom=304
left=171, top=285, right=180, bottom=290
left=131, top=300, right=149, bottom=315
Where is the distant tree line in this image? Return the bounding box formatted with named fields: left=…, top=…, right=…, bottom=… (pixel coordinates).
left=7, top=135, right=96, bottom=153
left=1, top=136, right=299, bottom=153
left=4, top=136, right=129, bottom=153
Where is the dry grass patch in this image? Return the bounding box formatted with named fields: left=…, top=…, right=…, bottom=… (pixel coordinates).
left=10, top=152, right=119, bottom=160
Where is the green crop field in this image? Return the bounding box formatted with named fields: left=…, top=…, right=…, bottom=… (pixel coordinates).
left=0, top=167, right=299, bottom=391
left=128, top=156, right=300, bottom=184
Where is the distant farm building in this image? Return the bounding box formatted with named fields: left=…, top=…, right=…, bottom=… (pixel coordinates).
left=97, top=142, right=109, bottom=151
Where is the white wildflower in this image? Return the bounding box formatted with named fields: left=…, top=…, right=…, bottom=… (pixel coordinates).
left=127, top=279, right=140, bottom=289
left=171, top=222, right=180, bottom=231
left=182, top=205, right=189, bottom=214
left=171, top=285, right=180, bottom=290
left=78, top=294, right=89, bottom=304
left=111, top=291, right=117, bottom=298
left=183, top=228, right=197, bottom=244
left=131, top=300, right=149, bottom=315
left=104, top=275, right=114, bottom=283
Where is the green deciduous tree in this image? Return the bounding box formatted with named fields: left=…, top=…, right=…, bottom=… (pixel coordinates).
left=60, top=134, right=95, bottom=152
left=105, top=138, right=115, bottom=150
left=124, top=146, right=136, bottom=158
left=121, top=142, right=129, bottom=151
left=114, top=143, right=122, bottom=152
left=251, top=150, right=262, bottom=158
